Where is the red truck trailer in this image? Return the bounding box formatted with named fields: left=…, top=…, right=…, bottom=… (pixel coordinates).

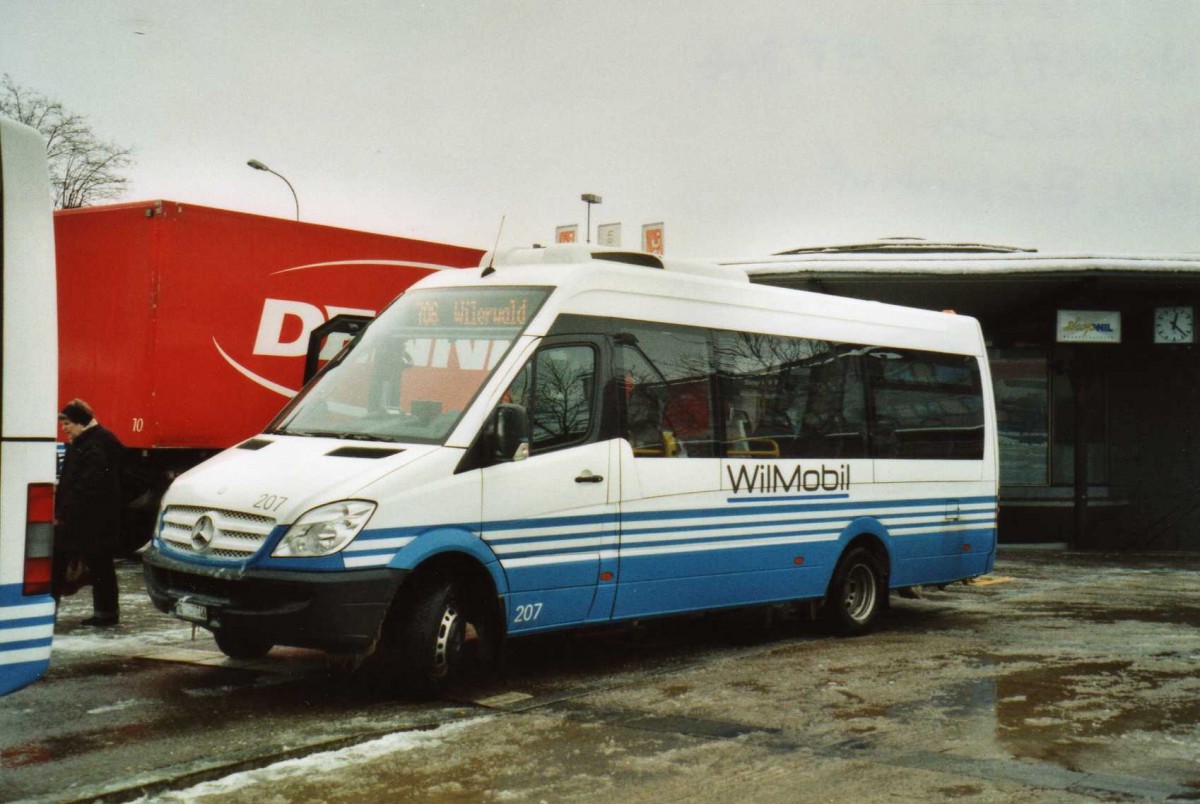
left=54, top=200, right=483, bottom=548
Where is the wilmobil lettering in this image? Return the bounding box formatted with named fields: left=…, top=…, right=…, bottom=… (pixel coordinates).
left=726, top=463, right=850, bottom=494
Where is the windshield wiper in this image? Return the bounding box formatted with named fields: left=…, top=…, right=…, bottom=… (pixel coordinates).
left=341, top=432, right=395, bottom=442
left=282, top=429, right=402, bottom=443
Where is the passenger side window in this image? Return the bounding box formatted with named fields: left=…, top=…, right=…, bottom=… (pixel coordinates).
left=865, top=349, right=984, bottom=459
left=615, top=324, right=718, bottom=458
left=505, top=345, right=597, bottom=453
left=796, top=352, right=868, bottom=459
left=714, top=332, right=868, bottom=459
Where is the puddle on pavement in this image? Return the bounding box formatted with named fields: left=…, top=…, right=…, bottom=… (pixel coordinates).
left=993, top=661, right=1200, bottom=763
left=823, top=653, right=1200, bottom=776
left=914, top=661, right=1200, bottom=773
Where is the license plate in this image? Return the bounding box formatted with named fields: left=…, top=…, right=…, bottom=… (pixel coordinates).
left=175, top=599, right=208, bottom=623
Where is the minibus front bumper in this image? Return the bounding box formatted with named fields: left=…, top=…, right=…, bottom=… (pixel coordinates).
left=142, top=546, right=408, bottom=653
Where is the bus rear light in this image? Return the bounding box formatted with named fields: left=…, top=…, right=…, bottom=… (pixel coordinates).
left=24, top=483, right=55, bottom=596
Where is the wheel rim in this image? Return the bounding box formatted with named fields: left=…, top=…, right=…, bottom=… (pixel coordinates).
left=432, top=603, right=462, bottom=678
left=843, top=563, right=877, bottom=623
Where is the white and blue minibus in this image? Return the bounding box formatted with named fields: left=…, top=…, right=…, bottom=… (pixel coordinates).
left=0, top=118, right=59, bottom=696
left=143, top=245, right=998, bottom=694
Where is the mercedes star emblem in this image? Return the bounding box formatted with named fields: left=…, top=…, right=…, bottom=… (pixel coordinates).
left=190, top=514, right=217, bottom=552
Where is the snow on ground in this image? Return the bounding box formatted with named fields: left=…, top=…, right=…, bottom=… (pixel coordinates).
left=140, top=717, right=491, bottom=802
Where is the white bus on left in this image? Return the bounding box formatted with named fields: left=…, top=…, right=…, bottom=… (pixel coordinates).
left=0, top=117, right=59, bottom=696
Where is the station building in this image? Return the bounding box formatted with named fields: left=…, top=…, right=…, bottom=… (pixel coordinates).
left=724, top=240, right=1200, bottom=552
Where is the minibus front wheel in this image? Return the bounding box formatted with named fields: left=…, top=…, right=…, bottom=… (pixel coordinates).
left=396, top=575, right=467, bottom=697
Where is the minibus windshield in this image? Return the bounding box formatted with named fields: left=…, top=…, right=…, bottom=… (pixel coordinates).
left=270, top=286, right=550, bottom=444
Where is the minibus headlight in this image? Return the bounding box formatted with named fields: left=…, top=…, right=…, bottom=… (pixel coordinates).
left=273, top=500, right=376, bottom=557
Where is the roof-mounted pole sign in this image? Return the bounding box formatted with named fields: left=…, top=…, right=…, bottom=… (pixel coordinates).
left=642, top=222, right=664, bottom=255
left=581, top=193, right=602, bottom=243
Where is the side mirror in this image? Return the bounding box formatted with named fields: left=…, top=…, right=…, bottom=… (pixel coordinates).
left=492, top=403, right=530, bottom=462
left=303, top=313, right=373, bottom=383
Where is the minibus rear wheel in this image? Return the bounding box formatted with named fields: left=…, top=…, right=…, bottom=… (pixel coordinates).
left=397, top=576, right=466, bottom=697
left=825, top=546, right=884, bottom=636
left=213, top=629, right=274, bottom=660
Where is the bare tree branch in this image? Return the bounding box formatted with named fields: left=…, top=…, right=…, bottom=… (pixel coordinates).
left=1, top=74, right=133, bottom=208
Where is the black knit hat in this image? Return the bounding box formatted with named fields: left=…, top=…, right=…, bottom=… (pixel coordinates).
left=59, top=400, right=93, bottom=426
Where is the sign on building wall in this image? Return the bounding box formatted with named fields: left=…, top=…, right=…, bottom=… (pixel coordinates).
left=555, top=225, right=578, bottom=244
left=1056, top=310, right=1121, bottom=343
left=597, top=222, right=621, bottom=247
left=642, top=222, right=664, bottom=255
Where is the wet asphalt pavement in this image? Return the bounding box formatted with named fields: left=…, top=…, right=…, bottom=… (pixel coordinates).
left=1, top=548, right=1198, bottom=802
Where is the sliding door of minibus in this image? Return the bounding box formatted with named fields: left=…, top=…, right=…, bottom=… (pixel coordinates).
left=607, top=323, right=730, bottom=620
left=481, top=338, right=618, bottom=634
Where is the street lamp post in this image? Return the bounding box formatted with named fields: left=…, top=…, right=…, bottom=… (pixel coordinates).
left=247, top=159, right=300, bottom=221
left=580, top=193, right=602, bottom=243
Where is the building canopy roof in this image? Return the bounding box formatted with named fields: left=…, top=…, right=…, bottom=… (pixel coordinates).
left=723, top=238, right=1200, bottom=278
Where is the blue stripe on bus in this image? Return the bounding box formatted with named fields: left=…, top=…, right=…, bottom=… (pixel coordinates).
left=0, top=614, right=56, bottom=630
left=0, top=637, right=53, bottom=652
left=491, top=497, right=995, bottom=538
left=492, top=515, right=998, bottom=556
left=330, top=495, right=999, bottom=547
left=499, top=523, right=998, bottom=562
left=484, top=495, right=996, bottom=534
left=437, top=495, right=997, bottom=549
left=234, top=494, right=997, bottom=572
left=342, top=546, right=410, bottom=558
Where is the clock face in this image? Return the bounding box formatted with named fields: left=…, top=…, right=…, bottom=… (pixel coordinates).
left=1153, top=306, right=1195, bottom=344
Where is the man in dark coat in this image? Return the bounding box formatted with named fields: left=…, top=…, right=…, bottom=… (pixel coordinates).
left=53, top=399, right=124, bottom=626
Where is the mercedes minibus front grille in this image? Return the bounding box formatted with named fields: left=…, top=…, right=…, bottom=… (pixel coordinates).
left=159, top=505, right=277, bottom=561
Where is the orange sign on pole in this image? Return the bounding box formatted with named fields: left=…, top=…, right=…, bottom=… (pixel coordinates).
left=642, top=222, right=664, bottom=255
left=555, top=225, right=578, bottom=244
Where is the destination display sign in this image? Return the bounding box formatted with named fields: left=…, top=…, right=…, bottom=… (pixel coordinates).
left=407, top=288, right=549, bottom=330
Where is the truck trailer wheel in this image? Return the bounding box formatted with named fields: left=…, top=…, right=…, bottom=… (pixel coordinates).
left=825, top=546, right=884, bottom=636
left=213, top=629, right=274, bottom=660
left=396, top=576, right=466, bottom=697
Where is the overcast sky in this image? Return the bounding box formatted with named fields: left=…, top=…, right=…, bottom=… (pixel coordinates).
left=4, top=1, right=1198, bottom=258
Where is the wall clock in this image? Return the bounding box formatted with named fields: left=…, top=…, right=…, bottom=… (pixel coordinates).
left=1153, top=306, right=1194, bottom=344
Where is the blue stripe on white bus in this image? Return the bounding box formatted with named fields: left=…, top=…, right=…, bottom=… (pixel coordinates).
left=483, top=494, right=998, bottom=533
left=491, top=510, right=997, bottom=554
left=499, top=525, right=998, bottom=568
left=487, top=497, right=995, bottom=546
left=340, top=495, right=996, bottom=570
left=0, top=586, right=55, bottom=692
left=496, top=522, right=998, bottom=562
